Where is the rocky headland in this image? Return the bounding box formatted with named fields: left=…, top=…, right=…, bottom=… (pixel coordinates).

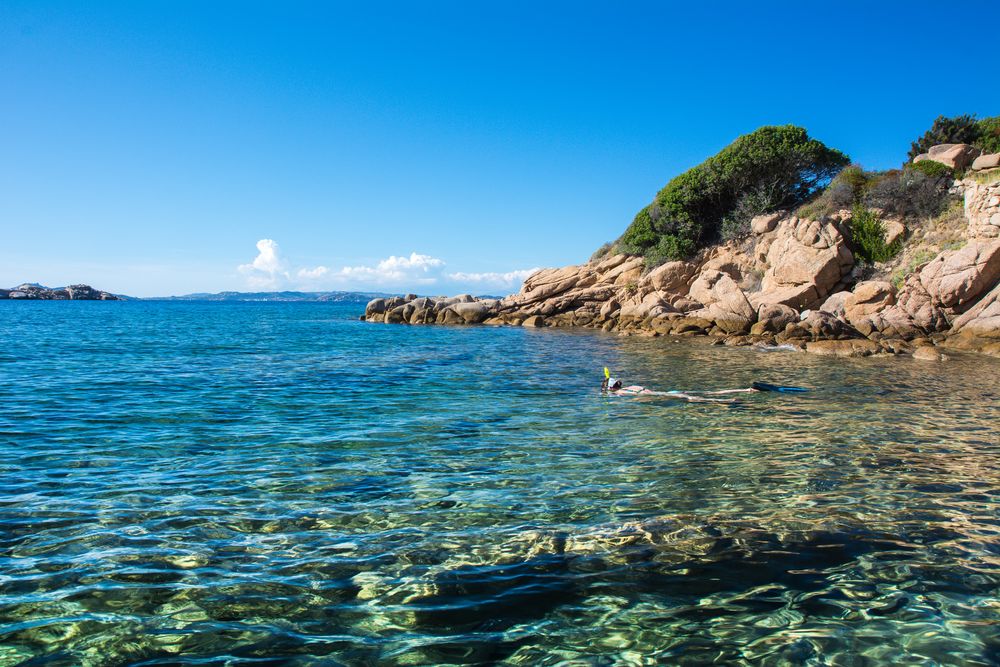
left=365, top=143, right=1000, bottom=360
left=0, top=283, right=122, bottom=300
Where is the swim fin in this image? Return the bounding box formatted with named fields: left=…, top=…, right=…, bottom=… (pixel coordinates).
left=751, top=381, right=808, bottom=393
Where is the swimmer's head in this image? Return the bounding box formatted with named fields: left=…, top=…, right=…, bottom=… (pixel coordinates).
left=608, top=378, right=622, bottom=390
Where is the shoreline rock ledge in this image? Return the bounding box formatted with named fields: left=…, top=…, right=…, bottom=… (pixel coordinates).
left=366, top=178, right=1000, bottom=360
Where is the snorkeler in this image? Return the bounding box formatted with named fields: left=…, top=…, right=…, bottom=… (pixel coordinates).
left=601, top=370, right=738, bottom=403
left=600, top=368, right=806, bottom=402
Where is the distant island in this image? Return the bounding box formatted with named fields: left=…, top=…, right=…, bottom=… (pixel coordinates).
left=0, top=283, right=125, bottom=300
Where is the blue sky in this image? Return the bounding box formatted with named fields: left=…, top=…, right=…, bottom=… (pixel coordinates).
left=2, top=1, right=998, bottom=297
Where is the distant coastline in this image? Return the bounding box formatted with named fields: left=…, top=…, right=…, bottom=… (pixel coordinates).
left=1, top=285, right=501, bottom=303
left=146, top=290, right=394, bottom=303
left=0, top=285, right=395, bottom=303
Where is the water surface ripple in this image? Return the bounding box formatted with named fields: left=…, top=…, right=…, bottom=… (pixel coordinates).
left=2, top=302, right=1000, bottom=665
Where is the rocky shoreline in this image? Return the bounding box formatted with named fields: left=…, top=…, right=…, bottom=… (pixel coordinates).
left=365, top=158, right=1000, bottom=361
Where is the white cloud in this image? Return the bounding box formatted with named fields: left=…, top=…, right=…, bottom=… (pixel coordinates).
left=238, top=239, right=290, bottom=288
left=297, top=266, right=329, bottom=280
left=339, top=252, right=446, bottom=285
left=446, top=268, right=540, bottom=289
left=235, top=240, right=538, bottom=294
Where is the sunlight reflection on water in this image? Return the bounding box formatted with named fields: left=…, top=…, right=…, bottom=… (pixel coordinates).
left=1, top=301, right=999, bottom=665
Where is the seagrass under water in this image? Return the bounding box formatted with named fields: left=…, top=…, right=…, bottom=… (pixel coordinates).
left=1, top=301, right=999, bottom=666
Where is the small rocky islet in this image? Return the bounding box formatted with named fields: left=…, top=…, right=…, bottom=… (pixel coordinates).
left=0, top=283, right=122, bottom=300
left=365, top=143, right=1000, bottom=361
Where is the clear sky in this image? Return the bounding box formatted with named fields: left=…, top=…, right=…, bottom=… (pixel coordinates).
left=2, top=1, right=998, bottom=297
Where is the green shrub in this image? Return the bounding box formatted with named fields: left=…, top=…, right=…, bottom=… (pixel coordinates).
left=836, top=164, right=871, bottom=194
left=969, top=169, right=1000, bottom=185
left=907, top=114, right=1000, bottom=159
left=721, top=188, right=778, bottom=240
left=794, top=164, right=874, bottom=220
left=590, top=242, right=613, bottom=262
left=864, top=166, right=951, bottom=219
left=617, top=206, right=660, bottom=252
left=909, top=159, right=953, bottom=179
left=908, top=114, right=981, bottom=160
left=848, top=204, right=902, bottom=264
left=615, top=125, right=849, bottom=260
left=862, top=170, right=902, bottom=208
left=642, top=234, right=696, bottom=270
left=795, top=199, right=826, bottom=221
left=977, top=116, right=1000, bottom=154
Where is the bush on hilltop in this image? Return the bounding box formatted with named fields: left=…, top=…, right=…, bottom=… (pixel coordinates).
left=977, top=116, right=1000, bottom=154
left=797, top=161, right=953, bottom=222
left=590, top=242, right=613, bottom=262
left=794, top=164, right=872, bottom=220
left=908, top=114, right=1000, bottom=160
left=908, top=115, right=981, bottom=161
left=614, top=125, right=850, bottom=265
left=864, top=166, right=952, bottom=220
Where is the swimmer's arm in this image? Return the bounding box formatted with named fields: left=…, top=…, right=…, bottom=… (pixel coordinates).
left=637, top=390, right=734, bottom=403
left=671, top=388, right=755, bottom=395
left=685, top=395, right=736, bottom=403
left=610, top=385, right=646, bottom=394
left=672, top=392, right=735, bottom=403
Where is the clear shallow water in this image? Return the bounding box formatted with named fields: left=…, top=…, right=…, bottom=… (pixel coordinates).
left=1, top=301, right=1000, bottom=666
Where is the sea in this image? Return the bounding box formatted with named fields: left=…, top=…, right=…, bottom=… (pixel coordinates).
left=2, top=301, right=1000, bottom=666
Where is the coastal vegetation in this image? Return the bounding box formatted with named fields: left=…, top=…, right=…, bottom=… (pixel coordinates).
left=610, top=125, right=850, bottom=267
left=368, top=114, right=1000, bottom=359
left=600, top=116, right=995, bottom=272
left=846, top=204, right=902, bottom=265
left=909, top=113, right=1000, bottom=160
left=796, top=162, right=954, bottom=223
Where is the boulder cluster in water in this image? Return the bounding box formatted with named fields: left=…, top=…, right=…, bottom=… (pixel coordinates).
left=0, top=283, right=121, bottom=300
left=367, top=168, right=1000, bottom=360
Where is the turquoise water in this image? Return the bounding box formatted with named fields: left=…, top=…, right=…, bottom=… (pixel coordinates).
left=2, top=301, right=1000, bottom=666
